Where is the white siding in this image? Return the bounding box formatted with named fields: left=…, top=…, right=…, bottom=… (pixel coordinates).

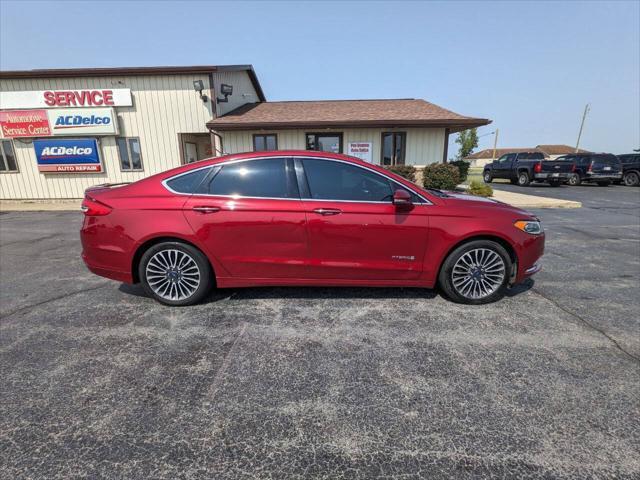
left=220, top=127, right=446, bottom=166
left=212, top=71, right=260, bottom=116
left=0, top=74, right=218, bottom=199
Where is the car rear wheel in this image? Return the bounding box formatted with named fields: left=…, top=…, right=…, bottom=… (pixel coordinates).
left=568, top=174, right=581, bottom=186
left=139, top=241, right=213, bottom=306
left=623, top=171, right=640, bottom=186
left=483, top=171, right=492, bottom=183
left=517, top=172, right=530, bottom=186
left=597, top=181, right=610, bottom=187
left=438, top=240, right=511, bottom=305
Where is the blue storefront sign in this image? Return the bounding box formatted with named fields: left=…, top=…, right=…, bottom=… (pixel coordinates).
left=34, top=138, right=102, bottom=173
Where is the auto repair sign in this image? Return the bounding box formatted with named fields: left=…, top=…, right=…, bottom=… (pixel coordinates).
left=48, top=108, right=117, bottom=136
left=34, top=138, right=102, bottom=173
left=0, top=110, right=51, bottom=138
left=0, top=89, right=132, bottom=109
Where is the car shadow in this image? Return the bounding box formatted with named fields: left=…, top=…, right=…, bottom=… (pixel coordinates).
left=119, top=280, right=534, bottom=304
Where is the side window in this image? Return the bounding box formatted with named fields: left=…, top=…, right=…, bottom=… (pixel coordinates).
left=208, top=158, right=298, bottom=199
left=117, top=137, right=143, bottom=171
left=1, top=140, right=18, bottom=172
left=253, top=134, right=277, bottom=151
left=505, top=154, right=516, bottom=163
left=497, top=155, right=508, bottom=163
left=302, top=159, right=393, bottom=202
left=165, top=167, right=213, bottom=194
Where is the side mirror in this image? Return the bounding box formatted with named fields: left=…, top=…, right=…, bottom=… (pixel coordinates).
left=392, top=189, right=412, bottom=207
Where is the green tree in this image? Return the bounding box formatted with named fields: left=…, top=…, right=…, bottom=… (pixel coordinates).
left=454, top=128, right=479, bottom=160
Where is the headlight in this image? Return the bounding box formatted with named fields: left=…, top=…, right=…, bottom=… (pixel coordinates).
left=514, top=220, right=543, bottom=235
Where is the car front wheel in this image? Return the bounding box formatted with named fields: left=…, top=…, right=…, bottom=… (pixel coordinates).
left=483, top=171, right=492, bottom=183
left=139, top=241, right=213, bottom=306
left=438, top=240, right=512, bottom=305
left=624, top=171, right=640, bottom=186
left=517, top=172, right=530, bottom=186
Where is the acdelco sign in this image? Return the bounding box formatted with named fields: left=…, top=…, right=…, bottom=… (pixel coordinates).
left=34, top=138, right=102, bottom=173
left=0, top=89, right=132, bottom=109
left=48, top=108, right=118, bottom=136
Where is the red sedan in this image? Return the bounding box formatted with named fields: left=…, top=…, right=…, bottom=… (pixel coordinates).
left=81, top=151, right=544, bottom=306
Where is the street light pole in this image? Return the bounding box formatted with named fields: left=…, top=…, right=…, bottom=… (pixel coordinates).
left=575, top=104, right=590, bottom=153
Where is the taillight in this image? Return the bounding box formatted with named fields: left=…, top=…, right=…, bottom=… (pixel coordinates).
left=587, top=162, right=593, bottom=173
left=571, top=163, right=576, bottom=172
left=81, top=196, right=112, bottom=216
left=534, top=162, right=542, bottom=173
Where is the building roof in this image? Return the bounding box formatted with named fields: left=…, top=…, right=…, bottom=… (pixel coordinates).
left=464, top=148, right=549, bottom=160
left=207, top=99, right=491, bottom=132
left=536, top=144, right=591, bottom=155
left=0, top=65, right=266, bottom=101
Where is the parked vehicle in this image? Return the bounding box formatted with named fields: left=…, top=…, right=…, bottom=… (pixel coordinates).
left=556, top=153, right=623, bottom=186
left=482, top=151, right=573, bottom=186
left=616, top=154, right=640, bottom=186
left=81, top=151, right=545, bottom=306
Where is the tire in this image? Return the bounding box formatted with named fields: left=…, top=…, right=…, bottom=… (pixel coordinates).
left=568, top=174, right=581, bottom=186
left=597, top=181, right=610, bottom=187
left=548, top=179, right=561, bottom=187
left=139, top=241, right=213, bottom=306
left=517, top=171, right=530, bottom=186
left=483, top=171, right=492, bottom=183
left=623, top=171, right=640, bottom=186
left=438, top=240, right=512, bottom=305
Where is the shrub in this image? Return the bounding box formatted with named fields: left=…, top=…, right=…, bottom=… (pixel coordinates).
left=422, top=163, right=460, bottom=190
left=449, top=160, right=471, bottom=183
left=468, top=179, right=493, bottom=197
left=384, top=165, right=416, bottom=182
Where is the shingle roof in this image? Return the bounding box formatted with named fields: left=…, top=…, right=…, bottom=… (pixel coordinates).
left=536, top=144, right=591, bottom=155
left=464, top=148, right=548, bottom=160
left=207, top=99, right=490, bottom=132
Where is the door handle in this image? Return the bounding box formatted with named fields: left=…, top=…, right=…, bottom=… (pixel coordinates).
left=313, top=208, right=342, bottom=216
left=192, top=206, right=220, bottom=214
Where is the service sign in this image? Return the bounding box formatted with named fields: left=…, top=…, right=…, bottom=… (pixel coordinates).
left=0, top=109, right=51, bottom=138
left=348, top=141, right=373, bottom=163
left=34, top=138, right=102, bottom=173
left=47, top=108, right=117, bottom=136
left=0, top=89, right=132, bottom=109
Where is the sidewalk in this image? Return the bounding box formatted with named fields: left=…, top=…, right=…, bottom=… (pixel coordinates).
left=488, top=189, right=581, bottom=209
left=1, top=199, right=81, bottom=212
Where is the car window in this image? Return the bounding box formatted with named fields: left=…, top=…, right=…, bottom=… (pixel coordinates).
left=208, top=158, right=298, bottom=198
left=517, top=152, right=544, bottom=160
left=165, top=167, right=212, bottom=194
left=302, top=159, right=394, bottom=202
left=497, top=154, right=508, bottom=163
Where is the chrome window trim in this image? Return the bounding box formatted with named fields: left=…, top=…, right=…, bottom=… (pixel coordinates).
left=161, top=155, right=432, bottom=205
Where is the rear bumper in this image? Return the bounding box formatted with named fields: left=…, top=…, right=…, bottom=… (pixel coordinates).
left=534, top=172, right=571, bottom=180
left=82, top=252, right=133, bottom=283
left=586, top=172, right=622, bottom=180
left=80, top=216, right=134, bottom=284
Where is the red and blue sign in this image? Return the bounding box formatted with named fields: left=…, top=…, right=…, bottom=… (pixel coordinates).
left=34, top=138, right=102, bottom=173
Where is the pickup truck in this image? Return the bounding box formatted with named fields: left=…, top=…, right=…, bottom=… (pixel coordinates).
left=617, top=154, right=640, bottom=186
left=482, top=151, right=574, bottom=187
left=555, top=153, right=623, bottom=186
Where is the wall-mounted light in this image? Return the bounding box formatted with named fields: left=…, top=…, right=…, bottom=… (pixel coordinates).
left=193, top=80, right=208, bottom=103
left=217, top=83, right=233, bottom=103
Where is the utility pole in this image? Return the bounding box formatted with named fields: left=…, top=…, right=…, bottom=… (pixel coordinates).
left=492, top=128, right=499, bottom=161
left=575, top=104, right=590, bottom=153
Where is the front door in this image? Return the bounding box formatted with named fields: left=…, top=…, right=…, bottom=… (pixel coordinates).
left=297, top=157, right=428, bottom=280
left=182, top=157, right=308, bottom=279
left=494, top=154, right=515, bottom=178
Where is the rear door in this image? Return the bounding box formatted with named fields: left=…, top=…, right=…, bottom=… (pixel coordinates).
left=181, top=157, right=309, bottom=279
left=297, top=157, right=429, bottom=280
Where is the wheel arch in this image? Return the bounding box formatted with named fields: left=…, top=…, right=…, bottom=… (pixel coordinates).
left=131, top=236, right=214, bottom=284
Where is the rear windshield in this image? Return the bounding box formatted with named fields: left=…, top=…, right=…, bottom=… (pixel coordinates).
left=591, top=155, right=619, bottom=165
left=518, top=152, right=545, bottom=160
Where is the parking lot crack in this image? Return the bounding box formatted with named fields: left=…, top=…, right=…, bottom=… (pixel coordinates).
left=206, top=321, right=248, bottom=401
left=532, top=287, right=640, bottom=364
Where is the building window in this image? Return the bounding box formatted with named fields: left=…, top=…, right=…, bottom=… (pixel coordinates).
left=381, top=132, right=406, bottom=165
left=0, top=140, right=18, bottom=172
left=117, top=137, right=143, bottom=171
left=306, top=133, right=343, bottom=153
left=253, top=134, right=278, bottom=151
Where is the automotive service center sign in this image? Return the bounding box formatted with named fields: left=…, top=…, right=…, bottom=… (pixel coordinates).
left=0, top=110, right=51, bottom=137
left=0, top=108, right=117, bottom=138
left=34, top=138, right=102, bottom=173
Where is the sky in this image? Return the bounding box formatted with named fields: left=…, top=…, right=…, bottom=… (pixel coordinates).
left=1, top=0, right=638, bottom=155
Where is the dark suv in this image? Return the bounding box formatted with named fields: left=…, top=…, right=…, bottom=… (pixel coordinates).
left=557, top=154, right=622, bottom=186
left=617, top=154, right=640, bottom=186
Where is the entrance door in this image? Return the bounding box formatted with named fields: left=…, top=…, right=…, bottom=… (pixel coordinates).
left=182, top=157, right=308, bottom=279
left=297, top=157, right=428, bottom=280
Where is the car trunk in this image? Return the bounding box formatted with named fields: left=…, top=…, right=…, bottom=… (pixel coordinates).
left=590, top=155, right=621, bottom=174
left=539, top=160, right=574, bottom=174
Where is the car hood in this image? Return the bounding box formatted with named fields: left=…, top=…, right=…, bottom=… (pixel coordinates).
left=441, top=192, right=534, bottom=217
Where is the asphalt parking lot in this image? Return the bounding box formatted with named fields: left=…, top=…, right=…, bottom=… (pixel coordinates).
left=1, top=186, right=639, bottom=479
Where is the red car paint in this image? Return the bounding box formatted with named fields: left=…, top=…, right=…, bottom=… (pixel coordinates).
left=80, top=150, right=544, bottom=290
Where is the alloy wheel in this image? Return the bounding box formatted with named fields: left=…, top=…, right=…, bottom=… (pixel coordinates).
left=145, top=249, right=201, bottom=301
left=624, top=172, right=639, bottom=186
left=451, top=248, right=506, bottom=300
